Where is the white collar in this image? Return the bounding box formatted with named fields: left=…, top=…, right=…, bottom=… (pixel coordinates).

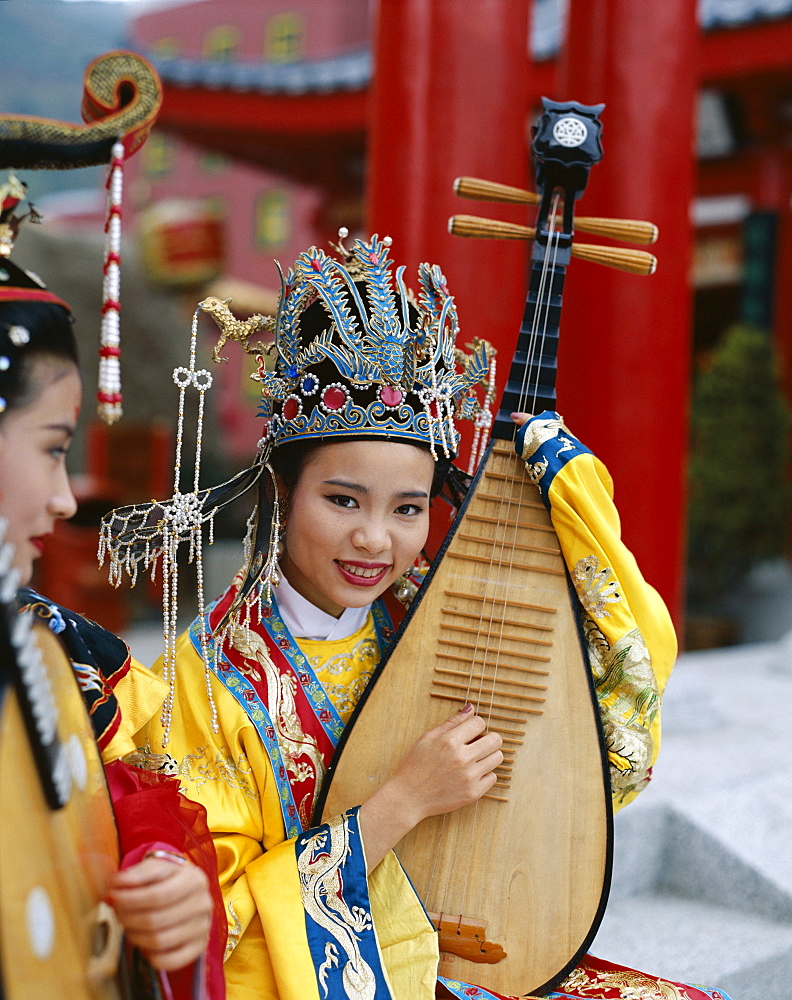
left=274, top=571, right=371, bottom=641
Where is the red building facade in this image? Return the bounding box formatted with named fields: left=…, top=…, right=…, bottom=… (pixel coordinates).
left=127, top=0, right=792, bottom=629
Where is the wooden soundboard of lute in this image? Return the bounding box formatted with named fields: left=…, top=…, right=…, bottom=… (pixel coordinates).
left=319, top=440, right=612, bottom=997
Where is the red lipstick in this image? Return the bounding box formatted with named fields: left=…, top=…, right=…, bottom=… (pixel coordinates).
left=335, top=560, right=390, bottom=588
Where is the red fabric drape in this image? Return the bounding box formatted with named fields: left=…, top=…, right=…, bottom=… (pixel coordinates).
left=106, top=761, right=227, bottom=1000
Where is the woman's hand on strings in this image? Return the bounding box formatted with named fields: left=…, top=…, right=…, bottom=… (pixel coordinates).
left=108, top=855, right=213, bottom=971
left=358, top=704, right=503, bottom=871
left=391, top=704, right=504, bottom=819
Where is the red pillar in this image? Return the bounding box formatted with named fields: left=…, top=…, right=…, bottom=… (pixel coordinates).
left=365, top=0, right=531, bottom=467
left=556, top=0, right=699, bottom=629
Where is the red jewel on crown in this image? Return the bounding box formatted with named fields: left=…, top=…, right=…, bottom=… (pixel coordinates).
left=282, top=396, right=302, bottom=421
left=379, top=385, right=404, bottom=408
left=321, top=383, right=349, bottom=411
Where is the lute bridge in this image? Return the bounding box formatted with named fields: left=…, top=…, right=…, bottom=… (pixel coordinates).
left=428, top=911, right=507, bottom=965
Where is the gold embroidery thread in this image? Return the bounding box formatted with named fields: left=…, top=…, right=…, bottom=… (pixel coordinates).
left=573, top=554, right=622, bottom=618
left=230, top=625, right=326, bottom=806
left=176, top=745, right=259, bottom=800
left=225, top=900, right=243, bottom=960
left=122, top=746, right=179, bottom=775
left=560, top=963, right=690, bottom=999
left=584, top=618, right=659, bottom=802
left=308, top=636, right=378, bottom=722
left=297, top=814, right=377, bottom=1000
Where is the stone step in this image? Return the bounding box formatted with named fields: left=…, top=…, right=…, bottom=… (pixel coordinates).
left=607, top=795, right=792, bottom=917
left=591, top=892, right=792, bottom=1000
left=588, top=792, right=792, bottom=998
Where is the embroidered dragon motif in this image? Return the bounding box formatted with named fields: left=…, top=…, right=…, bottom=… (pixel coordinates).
left=297, top=815, right=376, bottom=1000
left=583, top=618, right=660, bottom=803
left=230, top=624, right=326, bottom=802
left=560, top=963, right=695, bottom=999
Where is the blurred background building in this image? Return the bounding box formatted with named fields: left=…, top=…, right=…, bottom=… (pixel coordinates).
left=9, top=0, right=792, bottom=642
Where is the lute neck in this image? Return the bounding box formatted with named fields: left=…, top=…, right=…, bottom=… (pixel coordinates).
left=490, top=97, right=605, bottom=442
left=492, top=252, right=569, bottom=440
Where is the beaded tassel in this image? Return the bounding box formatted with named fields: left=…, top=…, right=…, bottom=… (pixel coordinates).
left=468, top=356, right=497, bottom=475
left=258, top=464, right=282, bottom=608
left=159, top=308, right=219, bottom=746
left=98, top=140, right=124, bottom=424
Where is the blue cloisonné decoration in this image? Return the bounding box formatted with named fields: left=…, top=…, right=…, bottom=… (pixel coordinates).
left=301, top=372, right=319, bottom=395
left=252, top=235, right=494, bottom=459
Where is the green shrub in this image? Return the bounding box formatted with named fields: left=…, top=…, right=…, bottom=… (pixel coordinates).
left=687, top=323, right=790, bottom=608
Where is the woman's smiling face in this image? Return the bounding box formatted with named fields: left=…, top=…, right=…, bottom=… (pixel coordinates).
left=279, top=439, right=435, bottom=617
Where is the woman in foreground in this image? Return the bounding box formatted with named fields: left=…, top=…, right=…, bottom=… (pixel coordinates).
left=126, top=236, right=730, bottom=1000
left=0, top=222, right=225, bottom=998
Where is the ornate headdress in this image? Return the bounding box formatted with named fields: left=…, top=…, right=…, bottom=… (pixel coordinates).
left=254, top=233, right=493, bottom=460
left=0, top=176, right=76, bottom=414
left=100, top=234, right=496, bottom=743
left=0, top=176, right=69, bottom=303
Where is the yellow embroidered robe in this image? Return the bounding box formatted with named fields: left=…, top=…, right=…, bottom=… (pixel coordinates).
left=137, top=413, right=679, bottom=1000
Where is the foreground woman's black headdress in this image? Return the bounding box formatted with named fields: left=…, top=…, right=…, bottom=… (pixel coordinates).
left=0, top=50, right=162, bottom=422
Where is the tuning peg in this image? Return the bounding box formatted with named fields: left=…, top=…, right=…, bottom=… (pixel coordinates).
left=449, top=215, right=533, bottom=240
left=574, top=216, right=658, bottom=245
left=571, top=242, right=657, bottom=275
left=454, top=176, right=658, bottom=246
left=448, top=214, right=657, bottom=276
left=454, top=176, right=541, bottom=206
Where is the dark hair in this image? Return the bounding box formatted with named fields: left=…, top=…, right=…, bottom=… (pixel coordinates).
left=0, top=300, right=78, bottom=416
left=270, top=437, right=452, bottom=500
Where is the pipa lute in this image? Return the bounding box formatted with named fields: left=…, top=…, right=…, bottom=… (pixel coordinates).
left=317, top=99, right=657, bottom=996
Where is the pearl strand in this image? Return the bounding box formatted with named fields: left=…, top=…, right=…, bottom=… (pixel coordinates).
left=467, top=356, right=497, bottom=475
left=159, top=308, right=219, bottom=743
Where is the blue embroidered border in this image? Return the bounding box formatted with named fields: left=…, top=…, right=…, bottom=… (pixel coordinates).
left=439, top=977, right=504, bottom=999
left=297, top=808, right=393, bottom=999
left=189, top=613, right=303, bottom=839
left=514, top=410, right=593, bottom=508
left=260, top=594, right=394, bottom=745
left=189, top=596, right=394, bottom=840
left=259, top=598, right=347, bottom=743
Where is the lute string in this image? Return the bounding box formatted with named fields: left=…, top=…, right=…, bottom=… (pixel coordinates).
left=452, top=194, right=563, bottom=906
left=427, top=193, right=563, bottom=919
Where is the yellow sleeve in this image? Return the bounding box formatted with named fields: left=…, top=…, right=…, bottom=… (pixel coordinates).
left=102, top=657, right=168, bottom=764
left=518, top=413, right=677, bottom=810
left=135, top=631, right=437, bottom=1000
left=132, top=633, right=284, bottom=997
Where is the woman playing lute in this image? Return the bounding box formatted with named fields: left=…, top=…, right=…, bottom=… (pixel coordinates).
left=108, top=234, right=731, bottom=1000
